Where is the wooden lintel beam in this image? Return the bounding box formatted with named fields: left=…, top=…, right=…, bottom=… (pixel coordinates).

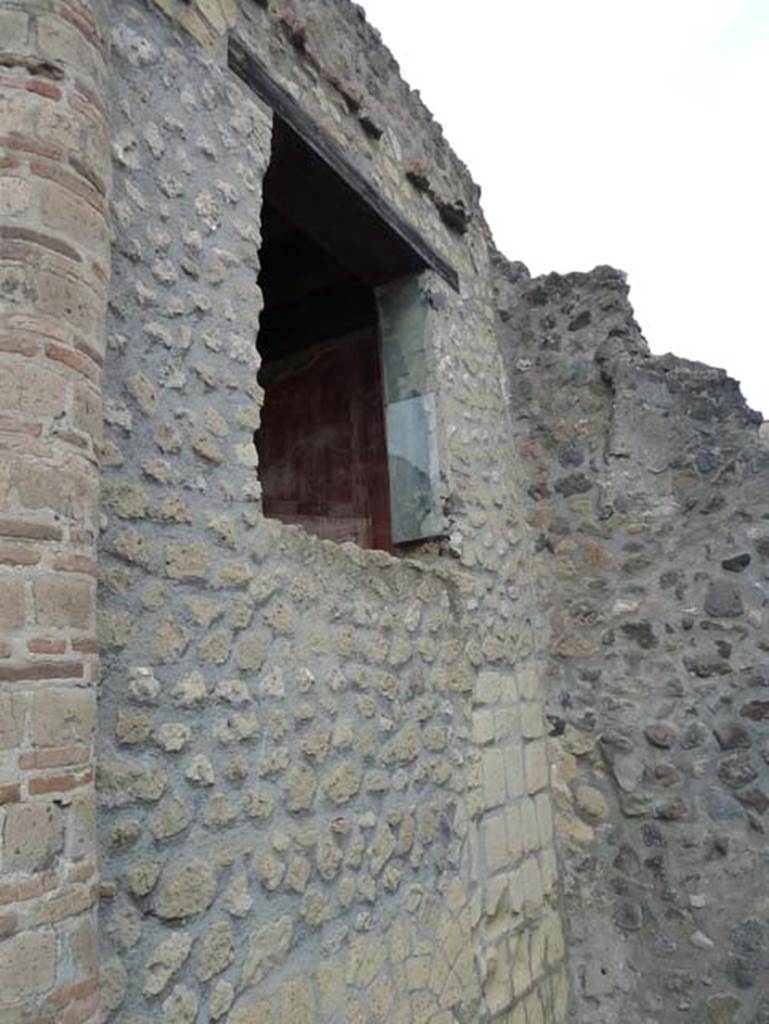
left=228, top=35, right=460, bottom=293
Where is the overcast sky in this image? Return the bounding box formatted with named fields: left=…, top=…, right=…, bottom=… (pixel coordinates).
left=361, top=0, right=769, bottom=417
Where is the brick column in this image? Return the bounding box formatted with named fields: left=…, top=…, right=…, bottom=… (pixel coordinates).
left=0, top=2, right=110, bottom=1020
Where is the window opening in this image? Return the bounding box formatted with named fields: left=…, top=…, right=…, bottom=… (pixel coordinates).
left=252, top=111, right=452, bottom=551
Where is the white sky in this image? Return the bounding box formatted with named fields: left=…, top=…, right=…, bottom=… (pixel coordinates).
left=361, top=0, right=769, bottom=417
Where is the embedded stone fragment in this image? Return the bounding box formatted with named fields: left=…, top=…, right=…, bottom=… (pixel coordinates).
left=575, top=785, right=608, bottom=819
left=173, top=670, right=209, bottom=707
left=98, top=757, right=167, bottom=807
left=185, top=753, right=215, bottom=786
left=256, top=853, right=285, bottom=891
left=126, top=861, right=161, bottom=898
left=165, top=541, right=211, bottom=580
left=369, top=822, right=396, bottom=876
left=154, top=857, right=217, bottom=919
left=203, top=792, right=239, bottom=828
left=154, top=722, right=192, bottom=753
left=705, top=993, right=741, bottom=1023
left=741, top=701, right=769, bottom=722
left=162, top=984, right=198, bottom=1024
left=300, top=887, right=330, bottom=928
left=224, top=873, right=253, bottom=917
left=283, top=763, right=317, bottom=812
left=101, top=956, right=128, bottom=1013
left=151, top=796, right=192, bottom=840
left=241, top=916, right=293, bottom=988
left=704, top=580, right=744, bottom=618
left=714, top=722, right=751, bottom=750
left=718, top=753, right=758, bottom=789
left=643, top=723, right=676, bottom=749
left=322, top=759, right=361, bottom=805
left=209, top=980, right=235, bottom=1020
left=142, top=932, right=193, bottom=996
left=196, top=921, right=235, bottom=982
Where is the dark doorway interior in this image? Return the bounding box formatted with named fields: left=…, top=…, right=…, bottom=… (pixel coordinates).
left=255, top=119, right=398, bottom=551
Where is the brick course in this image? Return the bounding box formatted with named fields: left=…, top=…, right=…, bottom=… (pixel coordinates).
left=0, top=2, right=109, bottom=1021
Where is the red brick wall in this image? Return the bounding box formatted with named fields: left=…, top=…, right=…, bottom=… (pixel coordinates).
left=0, top=2, right=110, bottom=1020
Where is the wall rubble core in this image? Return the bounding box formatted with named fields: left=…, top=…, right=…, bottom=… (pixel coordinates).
left=0, top=2, right=765, bottom=1024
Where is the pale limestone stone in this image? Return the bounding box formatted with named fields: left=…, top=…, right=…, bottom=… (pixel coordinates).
left=240, top=916, right=293, bottom=989
left=256, top=852, right=285, bottom=891
left=316, top=828, right=343, bottom=881
left=562, top=725, right=594, bottom=756
left=331, top=717, right=354, bottom=749
left=203, top=791, right=238, bottom=828
left=285, top=854, right=311, bottom=893
left=126, top=860, right=161, bottom=898
left=154, top=721, right=192, bottom=753
left=208, top=980, right=235, bottom=1020
left=115, top=710, right=152, bottom=746
left=369, top=822, right=396, bottom=876
left=521, top=702, right=546, bottom=739
left=151, top=796, right=191, bottom=840
left=575, top=784, right=608, bottom=819
left=524, top=739, right=549, bottom=794
left=196, top=921, right=235, bottom=981
left=483, top=811, right=510, bottom=874
left=521, top=796, right=541, bottom=854
left=100, top=956, right=128, bottom=1013
left=128, top=666, right=161, bottom=704
left=185, top=753, right=215, bottom=786
left=472, top=709, right=496, bottom=746
left=300, top=886, right=330, bottom=928
left=161, top=984, right=198, bottom=1024
left=279, top=975, right=316, bottom=1024
left=244, top=786, right=276, bottom=820
left=224, top=872, right=253, bottom=918
left=142, top=931, right=193, bottom=996
left=154, top=858, right=217, bottom=920
left=482, top=748, right=506, bottom=809
left=283, top=762, right=316, bottom=812
left=214, top=677, right=252, bottom=705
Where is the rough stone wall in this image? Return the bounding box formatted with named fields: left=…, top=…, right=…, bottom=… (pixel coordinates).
left=496, top=260, right=769, bottom=1023
left=0, top=2, right=111, bottom=1022
left=96, top=3, right=566, bottom=1023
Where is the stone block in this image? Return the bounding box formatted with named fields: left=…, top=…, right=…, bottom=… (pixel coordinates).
left=483, top=811, right=510, bottom=874
left=534, top=791, right=554, bottom=846
left=0, top=694, right=25, bottom=751
left=505, top=801, right=523, bottom=862
left=33, top=575, right=94, bottom=629
left=0, top=579, right=25, bottom=631
left=482, top=748, right=506, bottom=810
left=0, top=363, right=67, bottom=419
left=521, top=702, right=545, bottom=739
left=524, top=739, right=548, bottom=794
left=32, top=688, right=95, bottom=747
left=521, top=797, right=540, bottom=854
left=503, top=741, right=526, bottom=799
left=41, top=181, right=107, bottom=257
left=0, top=929, right=56, bottom=1002
left=472, top=709, right=495, bottom=746
left=2, top=802, right=61, bottom=872
left=0, top=178, right=33, bottom=217
left=0, top=9, right=28, bottom=49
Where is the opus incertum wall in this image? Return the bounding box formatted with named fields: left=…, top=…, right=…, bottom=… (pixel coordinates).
left=103, top=1, right=562, bottom=1022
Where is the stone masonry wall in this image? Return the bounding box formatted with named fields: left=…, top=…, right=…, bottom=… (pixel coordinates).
left=96, top=3, right=566, bottom=1023
left=0, top=2, right=111, bottom=1022
left=495, top=260, right=769, bottom=1024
